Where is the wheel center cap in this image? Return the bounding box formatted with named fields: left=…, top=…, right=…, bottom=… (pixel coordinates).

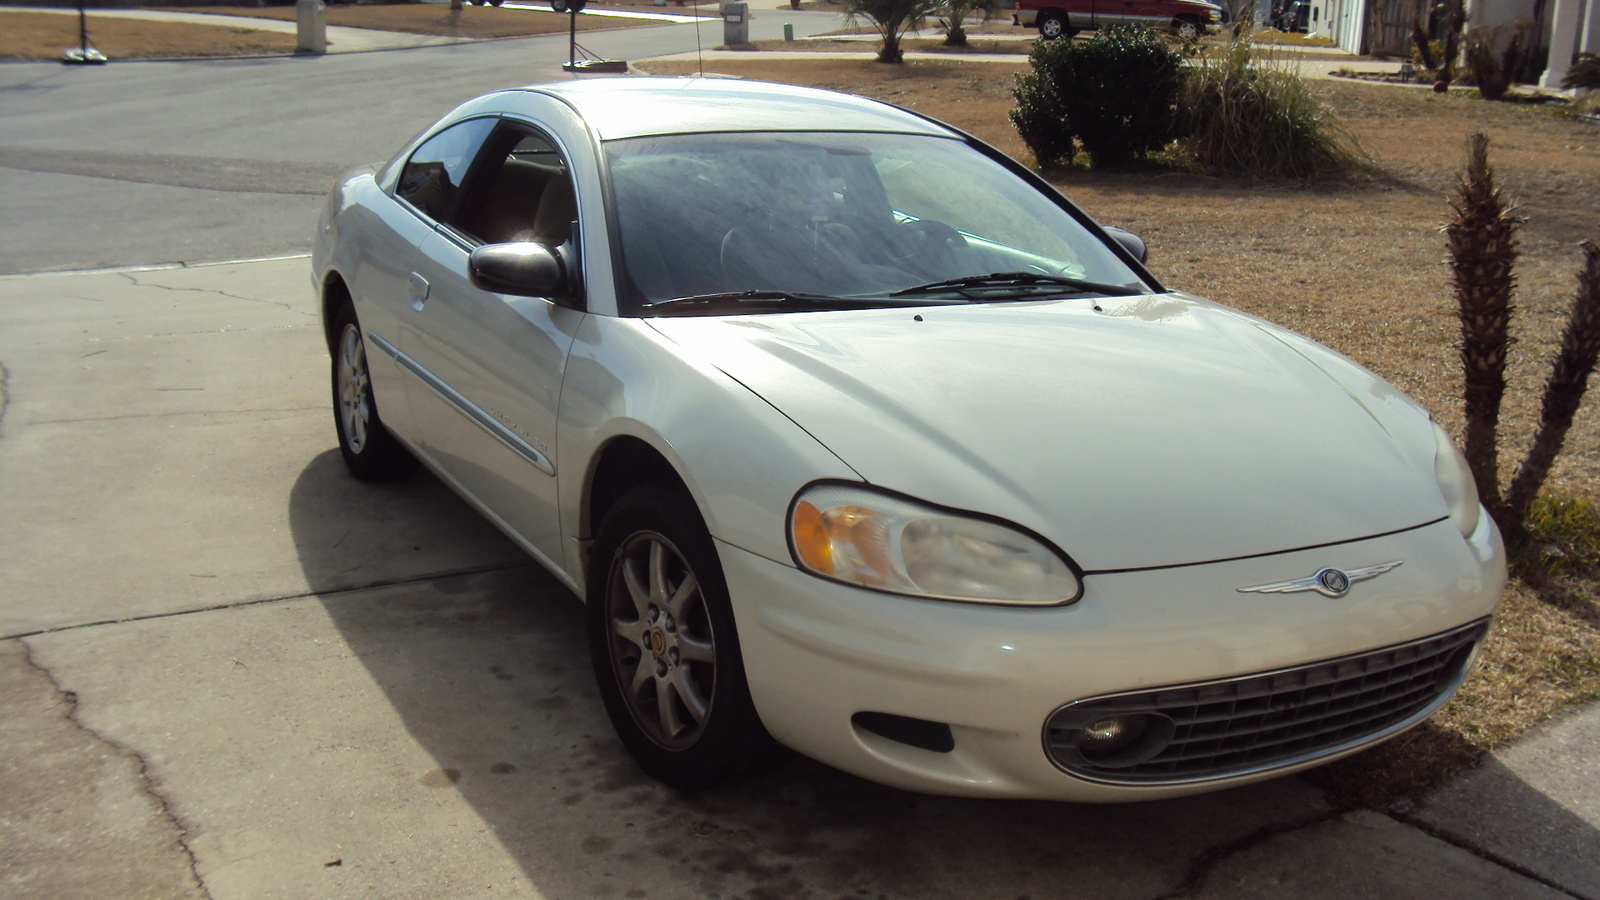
left=649, top=629, right=667, bottom=656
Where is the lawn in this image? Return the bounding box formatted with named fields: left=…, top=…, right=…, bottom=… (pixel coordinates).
left=0, top=10, right=297, bottom=60
left=638, top=56, right=1600, bottom=805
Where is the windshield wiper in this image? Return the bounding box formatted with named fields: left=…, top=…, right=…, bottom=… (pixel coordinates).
left=641, top=290, right=907, bottom=316
left=888, top=272, right=1146, bottom=298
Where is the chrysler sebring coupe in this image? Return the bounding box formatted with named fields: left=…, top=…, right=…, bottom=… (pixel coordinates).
left=312, top=77, right=1505, bottom=801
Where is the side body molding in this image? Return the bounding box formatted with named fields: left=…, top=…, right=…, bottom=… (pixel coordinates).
left=366, top=330, right=556, bottom=475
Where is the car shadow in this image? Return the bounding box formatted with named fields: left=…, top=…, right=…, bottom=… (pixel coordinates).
left=287, top=450, right=1590, bottom=898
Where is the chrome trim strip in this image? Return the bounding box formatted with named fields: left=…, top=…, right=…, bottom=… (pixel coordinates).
left=366, top=331, right=556, bottom=476
left=1040, top=618, right=1489, bottom=787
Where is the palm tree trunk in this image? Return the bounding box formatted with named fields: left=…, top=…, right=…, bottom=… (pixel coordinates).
left=1445, top=133, right=1521, bottom=527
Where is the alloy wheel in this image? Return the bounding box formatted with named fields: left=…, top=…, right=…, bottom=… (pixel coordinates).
left=605, top=531, right=718, bottom=751
left=337, top=324, right=371, bottom=453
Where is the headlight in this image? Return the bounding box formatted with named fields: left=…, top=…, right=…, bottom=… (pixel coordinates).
left=1432, top=422, right=1482, bottom=538
left=788, top=482, right=1081, bottom=605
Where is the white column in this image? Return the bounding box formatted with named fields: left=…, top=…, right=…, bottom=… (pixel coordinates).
left=1542, top=0, right=1582, bottom=88
left=1581, top=0, right=1598, bottom=54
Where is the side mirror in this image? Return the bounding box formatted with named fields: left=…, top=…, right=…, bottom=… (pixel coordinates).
left=1103, top=226, right=1148, bottom=265
left=469, top=241, right=573, bottom=301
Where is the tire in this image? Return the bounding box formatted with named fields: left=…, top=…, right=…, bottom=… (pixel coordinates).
left=1173, top=17, right=1200, bottom=39
left=331, top=302, right=416, bottom=481
left=587, top=484, right=786, bottom=790
left=551, top=0, right=568, bottom=11
left=1038, top=12, right=1068, bottom=39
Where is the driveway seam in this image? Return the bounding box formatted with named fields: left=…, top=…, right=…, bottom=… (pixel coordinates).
left=0, top=560, right=537, bottom=642
left=1386, top=805, right=1589, bottom=899
left=16, top=637, right=216, bottom=900
left=1148, top=808, right=1343, bottom=899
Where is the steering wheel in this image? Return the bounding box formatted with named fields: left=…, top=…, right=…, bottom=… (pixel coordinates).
left=887, top=218, right=967, bottom=264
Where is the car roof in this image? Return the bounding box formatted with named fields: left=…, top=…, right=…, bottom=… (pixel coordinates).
left=518, top=77, right=959, bottom=141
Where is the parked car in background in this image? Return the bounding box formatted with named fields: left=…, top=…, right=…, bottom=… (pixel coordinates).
left=1272, top=0, right=1309, bottom=31
left=1013, top=0, right=1223, bottom=39
left=314, top=77, right=1504, bottom=801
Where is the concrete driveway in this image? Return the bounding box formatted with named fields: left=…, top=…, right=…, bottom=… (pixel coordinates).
left=1, top=256, right=1592, bottom=900
left=0, top=21, right=1596, bottom=900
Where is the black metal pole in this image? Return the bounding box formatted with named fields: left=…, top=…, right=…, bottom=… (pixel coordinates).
left=568, top=8, right=576, bottom=67
left=78, top=0, right=89, bottom=55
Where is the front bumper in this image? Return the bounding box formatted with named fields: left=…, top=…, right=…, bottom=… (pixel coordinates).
left=720, top=514, right=1504, bottom=801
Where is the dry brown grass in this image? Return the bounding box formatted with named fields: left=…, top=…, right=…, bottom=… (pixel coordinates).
left=0, top=10, right=298, bottom=60
left=160, top=3, right=654, bottom=37
left=640, top=58, right=1600, bottom=803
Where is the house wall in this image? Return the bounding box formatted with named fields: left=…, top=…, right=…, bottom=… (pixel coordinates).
left=1468, top=0, right=1539, bottom=29
left=1310, top=0, right=1367, bottom=51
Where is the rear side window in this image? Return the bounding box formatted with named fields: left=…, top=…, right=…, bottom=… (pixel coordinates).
left=395, top=117, right=496, bottom=222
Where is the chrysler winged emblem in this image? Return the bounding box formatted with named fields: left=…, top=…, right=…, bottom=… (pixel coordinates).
left=1237, top=561, right=1404, bottom=598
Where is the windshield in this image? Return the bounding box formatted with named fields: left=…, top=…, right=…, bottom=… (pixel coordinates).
left=604, top=132, right=1150, bottom=315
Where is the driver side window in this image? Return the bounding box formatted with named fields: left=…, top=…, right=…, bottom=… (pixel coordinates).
left=455, top=130, right=577, bottom=248
left=395, top=117, right=497, bottom=223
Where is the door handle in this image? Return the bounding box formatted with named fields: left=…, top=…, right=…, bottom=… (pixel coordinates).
left=409, top=272, right=430, bottom=311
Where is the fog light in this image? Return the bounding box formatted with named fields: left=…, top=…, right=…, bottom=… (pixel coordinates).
left=1071, top=712, right=1175, bottom=768
left=1079, top=716, right=1144, bottom=755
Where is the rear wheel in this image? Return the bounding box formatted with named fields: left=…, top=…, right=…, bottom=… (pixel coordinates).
left=1038, top=12, right=1070, bottom=39
left=587, top=485, right=785, bottom=789
left=331, top=302, right=415, bottom=481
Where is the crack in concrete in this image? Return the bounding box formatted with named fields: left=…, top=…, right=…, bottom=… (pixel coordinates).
left=16, top=638, right=216, bottom=900
left=0, top=560, right=537, bottom=642
left=1387, top=805, right=1589, bottom=900
left=115, top=271, right=312, bottom=318
left=1149, top=808, right=1343, bottom=899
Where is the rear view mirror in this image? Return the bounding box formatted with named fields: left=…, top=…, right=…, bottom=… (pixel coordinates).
left=469, top=241, right=570, bottom=299
left=1104, top=226, right=1148, bottom=265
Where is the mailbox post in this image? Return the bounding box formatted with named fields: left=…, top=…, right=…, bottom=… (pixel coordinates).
left=296, top=0, right=326, bottom=55
left=722, top=1, right=748, bottom=45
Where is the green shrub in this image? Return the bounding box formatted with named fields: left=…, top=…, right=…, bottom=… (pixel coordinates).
left=1178, top=25, right=1365, bottom=179
left=1010, top=25, right=1184, bottom=168
left=1010, top=37, right=1078, bottom=167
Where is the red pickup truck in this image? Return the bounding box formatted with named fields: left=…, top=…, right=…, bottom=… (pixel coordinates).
left=1013, top=0, right=1223, bottom=39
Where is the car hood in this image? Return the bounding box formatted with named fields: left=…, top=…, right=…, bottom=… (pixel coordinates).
left=646, top=294, right=1446, bottom=571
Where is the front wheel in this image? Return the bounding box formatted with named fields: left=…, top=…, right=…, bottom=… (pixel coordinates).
left=587, top=485, right=785, bottom=790
left=331, top=302, right=415, bottom=481
left=1173, top=17, right=1200, bottom=39
left=551, top=0, right=569, bottom=11
left=1038, top=12, right=1069, bottom=39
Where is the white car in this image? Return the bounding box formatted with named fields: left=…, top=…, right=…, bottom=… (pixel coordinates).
left=312, top=77, right=1505, bottom=801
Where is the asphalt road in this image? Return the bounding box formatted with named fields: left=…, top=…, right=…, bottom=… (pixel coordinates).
left=0, top=8, right=841, bottom=274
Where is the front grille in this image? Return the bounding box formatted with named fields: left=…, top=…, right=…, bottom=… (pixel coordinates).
left=1044, top=619, right=1489, bottom=785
